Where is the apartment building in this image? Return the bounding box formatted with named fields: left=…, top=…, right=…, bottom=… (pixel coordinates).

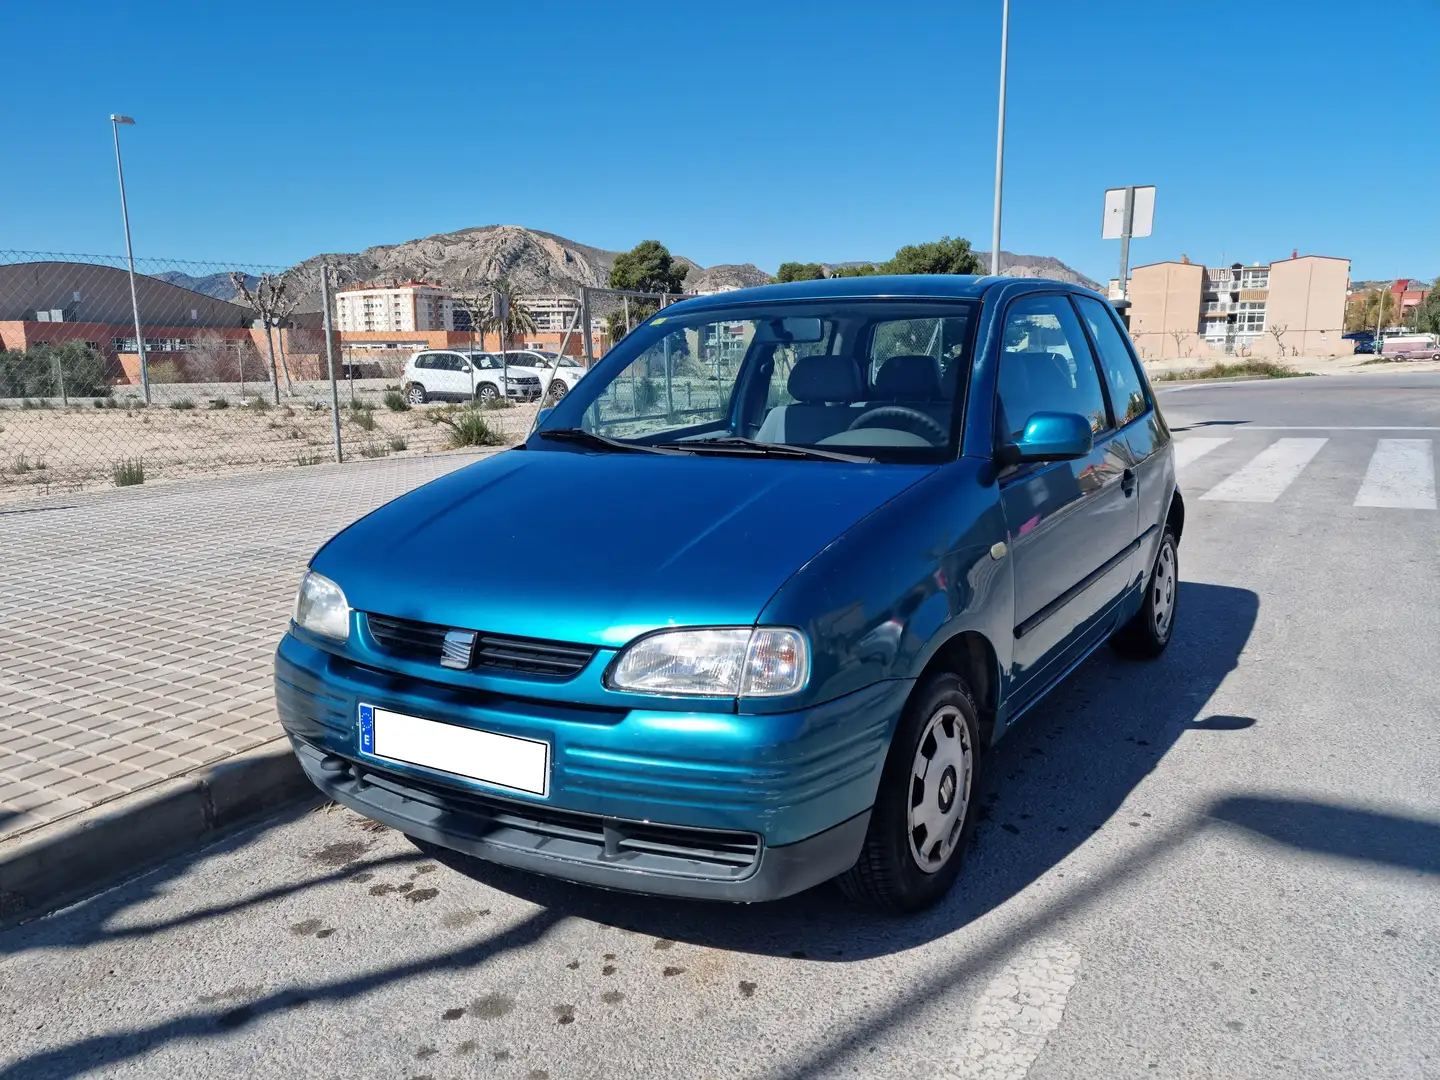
left=1125, top=253, right=1349, bottom=359
left=334, top=282, right=453, bottom=333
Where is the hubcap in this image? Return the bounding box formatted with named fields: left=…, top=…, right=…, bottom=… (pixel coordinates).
left=480, top=386, right=496, bottom=402
left=407, top=387, right=423, bottom=404
left=550, top=381, right=567, bottom=401
left=907, top=705, right=973, bottom=874
left=1152, top=541, right=1177, bottom=638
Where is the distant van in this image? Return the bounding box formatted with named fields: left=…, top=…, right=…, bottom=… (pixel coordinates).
left=1378, top=334, right=1440, bottom=361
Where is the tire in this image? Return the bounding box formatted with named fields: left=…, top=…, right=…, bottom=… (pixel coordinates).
left=836, top=672, right=983, bottom=912
left=405, top=383, right=427, bottom=406
left=476, top=383, right=498, bottom=405
left=548, top=380, right=568, bottom=402
left=1110, top=525, right=1179, bottom=659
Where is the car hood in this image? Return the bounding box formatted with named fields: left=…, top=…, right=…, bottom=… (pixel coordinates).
left=312, top=448, right=934, bottom=647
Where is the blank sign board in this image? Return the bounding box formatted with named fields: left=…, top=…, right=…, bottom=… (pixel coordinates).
left=1102, top=186, right=1156, bottom=239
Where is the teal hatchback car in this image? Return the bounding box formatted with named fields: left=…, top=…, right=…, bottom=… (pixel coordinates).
left=276, top=275, right=1182, bottom=911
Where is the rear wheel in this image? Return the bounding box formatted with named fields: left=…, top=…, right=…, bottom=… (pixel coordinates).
left=405, top=383, right=427, bottom=406
left=836, top=672, right=982, bottom=912
left=1111, top=525, right=1178, bottom=658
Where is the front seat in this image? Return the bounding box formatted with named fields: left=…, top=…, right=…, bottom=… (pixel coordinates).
left=872, top=354, right=950, bottom=428
left=754, top=355, right=864, bottom=444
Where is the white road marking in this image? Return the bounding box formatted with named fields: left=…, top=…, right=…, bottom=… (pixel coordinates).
left=1173, top=437, right=1231, bottom=469
left=1200, top=438, right=1327, bottom=504
left=1354, top=439, right=1437, bottom=509
left=943, top=940, right=1082, bottom=1079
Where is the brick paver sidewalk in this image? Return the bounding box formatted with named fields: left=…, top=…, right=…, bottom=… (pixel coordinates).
left=0, top=452, right=488, bottom=843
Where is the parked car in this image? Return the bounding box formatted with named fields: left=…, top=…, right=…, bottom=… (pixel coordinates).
left=509, top=351, right=589, bottom=402
left=278, top=276, right=1181, bottom=912
left=402, top=349, right=540, bottom=405
left=1377, top=334, right=1440, bottom=361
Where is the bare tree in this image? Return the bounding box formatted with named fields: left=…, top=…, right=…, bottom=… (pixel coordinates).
left=230, top=272, right=294, bottom=402
left=1267, top=322, right=1288, bottom=358
left=1168, top=328, right=1193, bottom=359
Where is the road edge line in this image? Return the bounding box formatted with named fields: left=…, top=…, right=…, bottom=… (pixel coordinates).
left=0, top=737, right=312, bottom=931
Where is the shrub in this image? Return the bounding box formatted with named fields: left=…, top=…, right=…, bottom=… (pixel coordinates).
left=482, top=395, right=513, bottom=410
left=358, top=442, right=389, bottom=458
left=12, top=454, right=32, bottom=474
left=296, top=453, right=325, bottom=466
left=168, top=398, right=195, bottom=410
left=349, top=405, right=377, bottom=431
left=383, top=390, right=410, bottom=412
left=388, top=435, right=407, bottom=451
left=112, top=458, right=145, bottom=486
left=246, top=396, right=272, bottom=412
left=1, top=343, right=112, bottom=399
left=92, top=397, right=119, bottom=409
left=432, top=407, right=507, bottom=448
left=146, top=359, right=184, bottom=384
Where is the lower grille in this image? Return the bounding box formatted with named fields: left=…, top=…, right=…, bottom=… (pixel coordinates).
left=350, top=756, right=762, bottom=881
left=367, top=613, right=595, bottom=677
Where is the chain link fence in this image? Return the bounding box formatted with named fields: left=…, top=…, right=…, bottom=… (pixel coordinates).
left=0, top=251, right=536, bottom=506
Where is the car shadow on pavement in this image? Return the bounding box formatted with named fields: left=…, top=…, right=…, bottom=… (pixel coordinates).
left=423, top=580, right=1264, bottom=959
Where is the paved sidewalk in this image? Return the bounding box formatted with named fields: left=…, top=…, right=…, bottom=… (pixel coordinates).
left=0, top=451, right=490, bottom=844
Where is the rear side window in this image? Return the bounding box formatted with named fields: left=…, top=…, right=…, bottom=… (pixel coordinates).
left=1074, top=296, right=1148, bottom=426
left=996, top=295, right=1110, bottom=442
left=414, top=353, right=435, bottom=369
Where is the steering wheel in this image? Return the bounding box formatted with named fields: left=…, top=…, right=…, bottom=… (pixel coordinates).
left=847, top=405, right=946, bottom=444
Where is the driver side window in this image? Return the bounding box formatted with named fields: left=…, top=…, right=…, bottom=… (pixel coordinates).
left=995, top=296, right=1110, bottom=443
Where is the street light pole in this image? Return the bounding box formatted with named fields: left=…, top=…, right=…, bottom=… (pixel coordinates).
left=990, top=0, right=1010, bottom=277
left=110, top=114, right=151, bottom=405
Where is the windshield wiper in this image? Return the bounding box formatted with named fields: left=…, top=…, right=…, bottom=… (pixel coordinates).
left=658, top=436, right=873, bottom=463
left=536, top=428, right=687, bottom=455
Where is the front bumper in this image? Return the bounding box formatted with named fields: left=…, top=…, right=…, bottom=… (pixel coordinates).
left=291, top=738, right=870, bottom=901
left=275, top=632, right=909, bottom=901
left=505, top=383, right=541, bottom=401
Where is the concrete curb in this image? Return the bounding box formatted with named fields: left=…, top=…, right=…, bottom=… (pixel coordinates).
left=0, top=737, right=314, bottom=931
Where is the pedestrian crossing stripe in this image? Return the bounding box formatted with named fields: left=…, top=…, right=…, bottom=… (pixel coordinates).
left=1177, top=436, right=1438, bottom=509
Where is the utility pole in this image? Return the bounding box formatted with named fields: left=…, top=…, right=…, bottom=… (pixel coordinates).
left=990, top=0, right=1010, bottom=277
left=320, top=264, right=343, bottom=462
left=110, top=114, right=151, bottom=404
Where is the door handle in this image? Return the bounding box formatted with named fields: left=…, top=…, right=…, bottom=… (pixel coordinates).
left=1121, top=468, right=1136, bottom=496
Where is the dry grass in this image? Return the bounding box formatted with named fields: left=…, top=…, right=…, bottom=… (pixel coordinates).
left=0, top=396, right=538, bottom=505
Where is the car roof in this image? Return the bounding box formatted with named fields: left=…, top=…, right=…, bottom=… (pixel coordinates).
left=659, top=274, right=1101, bottom=316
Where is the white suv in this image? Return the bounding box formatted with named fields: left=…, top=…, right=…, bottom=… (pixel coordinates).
left=402, top=350, right=541, bottom=405
left=504, top=351, right=588, bottom=402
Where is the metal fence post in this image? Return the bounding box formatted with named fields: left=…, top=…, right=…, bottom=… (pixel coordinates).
left=320, top=263, right=343, bottom=463
left=581, top=287, right=594, bottom=369
left=54, top=353, right=67, bottom=406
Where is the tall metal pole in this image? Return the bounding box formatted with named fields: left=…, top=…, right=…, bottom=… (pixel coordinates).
left=1117, top=185, right=1136, bottom=300
left=989, top=0, right=1010, bottom=277
left=320, top=264, right=343, bottom=463
left=111, top=116, right=151, bottom=405
left=581, top=287, right=594, bottom=369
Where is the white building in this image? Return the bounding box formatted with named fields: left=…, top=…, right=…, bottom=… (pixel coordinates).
left=334, top=282, right=453, bottom=333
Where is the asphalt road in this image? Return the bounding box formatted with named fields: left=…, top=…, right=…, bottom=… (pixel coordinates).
left=3, top=373, right=1437, bottom=1080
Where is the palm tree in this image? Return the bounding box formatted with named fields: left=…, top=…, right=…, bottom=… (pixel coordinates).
left=481, top=278, right=538, bottom=374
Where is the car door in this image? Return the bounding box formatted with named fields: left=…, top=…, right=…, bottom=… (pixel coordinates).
left=994, top=293, right=1140, bottom=702
left=1073, top=294, right=1172, bottom=586
left=436, top=353, right=467, bottom=399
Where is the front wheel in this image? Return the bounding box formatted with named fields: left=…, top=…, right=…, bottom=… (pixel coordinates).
left=836, top=672, right=982, bottom=912
left=1111, top=526, right=1178, bottom=659
left=476, top=383, right=499, bottom=405
left=548, top=379, right=568, bottom=402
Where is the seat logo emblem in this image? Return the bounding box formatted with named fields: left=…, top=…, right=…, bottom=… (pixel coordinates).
left=440, top=629, right=477, bottom=669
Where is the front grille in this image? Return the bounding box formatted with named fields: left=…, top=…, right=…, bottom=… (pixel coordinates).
left=351, top=757, right=762, bottom=880
left=367, top=613, right=595, bottom=678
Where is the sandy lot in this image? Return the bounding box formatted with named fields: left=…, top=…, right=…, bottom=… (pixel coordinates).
left=0, top=389, right=539, bottom=506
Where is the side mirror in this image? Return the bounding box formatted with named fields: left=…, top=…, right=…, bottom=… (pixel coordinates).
left=998, top=411, right=1093, bottom=465
left=536, top=406, right=554, bottom=427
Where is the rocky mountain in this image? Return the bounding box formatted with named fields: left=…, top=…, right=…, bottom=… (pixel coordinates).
left=152, top=270, right=256, bottom=302
left=152, top=225, right=1098, bottom=311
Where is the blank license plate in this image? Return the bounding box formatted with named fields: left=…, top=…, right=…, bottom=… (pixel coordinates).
left=358, top=704, right=549, bottom=797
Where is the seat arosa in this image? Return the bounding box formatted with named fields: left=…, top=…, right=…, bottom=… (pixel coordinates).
left=276, top=275, right=1182, bottom=911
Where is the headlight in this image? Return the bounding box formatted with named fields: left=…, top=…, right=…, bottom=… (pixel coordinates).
left=293, top=570, right=350, bottom=642
left=608, top=627, right=809, bottom=698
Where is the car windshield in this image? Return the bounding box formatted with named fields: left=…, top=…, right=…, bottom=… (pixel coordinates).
left=533, top=299, right=977, bottom=463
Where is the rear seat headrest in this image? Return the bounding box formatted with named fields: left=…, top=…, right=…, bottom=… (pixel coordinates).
left=789, top=355, right=862, bottom=403
left=874, top=354, right=942, bottom=400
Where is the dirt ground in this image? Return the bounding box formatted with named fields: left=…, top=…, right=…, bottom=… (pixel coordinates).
left=0, top=393, right=539, bottom=507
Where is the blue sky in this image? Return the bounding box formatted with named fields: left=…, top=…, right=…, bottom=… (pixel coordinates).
left=3, top=0, right=1435, bottom=284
